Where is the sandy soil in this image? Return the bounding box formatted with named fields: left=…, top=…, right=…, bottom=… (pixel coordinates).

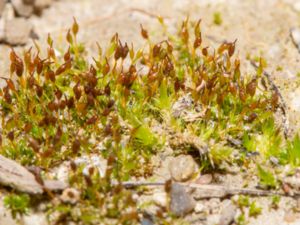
left=1, top=0, right=300, bottom=224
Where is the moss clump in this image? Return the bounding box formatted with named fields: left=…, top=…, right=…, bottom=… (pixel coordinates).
left=3, top=194, right=30, bottom=219
left=0, top=18, right=295, bottom=224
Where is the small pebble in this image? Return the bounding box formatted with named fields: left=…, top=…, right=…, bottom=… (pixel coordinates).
left=2, top=3, right=15, bottom=21
left=169, top=155, right=196, bottom=182
left=194, top=202, right=205, bottom=213
left=11, top=0, right=34, bottom=17
left=141, top=218, right=154, bottom=225
left=196, top=174, right=213, bottom=184
left=4, top=18, right=33, bottom=45
left=205, top=198, right=221, bottom=214
left=218, top=200, right=237, bottom=225
left=283, top=176, right=300, bottom=190
left=170, top=183, right=196, bottom=216
left=23, top=213, right=47, bottom=225
left=60, top=188, right=80, bottom=204
left=43, top=179, right=68, bottom=191
left=75, top=155, right=107, bottom=178
left=153, top=192, right=168, bottom=208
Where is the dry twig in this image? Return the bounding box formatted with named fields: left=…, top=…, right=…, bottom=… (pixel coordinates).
left=119, top=181, right=300, bottom=199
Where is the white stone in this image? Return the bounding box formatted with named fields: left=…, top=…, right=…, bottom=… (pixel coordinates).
left=207, top=214, right=221, bottom=225
left=23, top=213, right=48, bottom=225
left=153, top=192, right=168, bottom=207
left=60, top=188, right=80, bottom=205
left=53, top=163, right=69, bottom=183
left=2, top=3, right=15, bottom=21
left=11, top=0, right=34, bottom=17
left=4, top=18, right=33, bottom=45
left=169, top=155, right=196, bottom=182
left=75, top=154, right=107, bottom=178
left=194, top=203, right=205, bottom=213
